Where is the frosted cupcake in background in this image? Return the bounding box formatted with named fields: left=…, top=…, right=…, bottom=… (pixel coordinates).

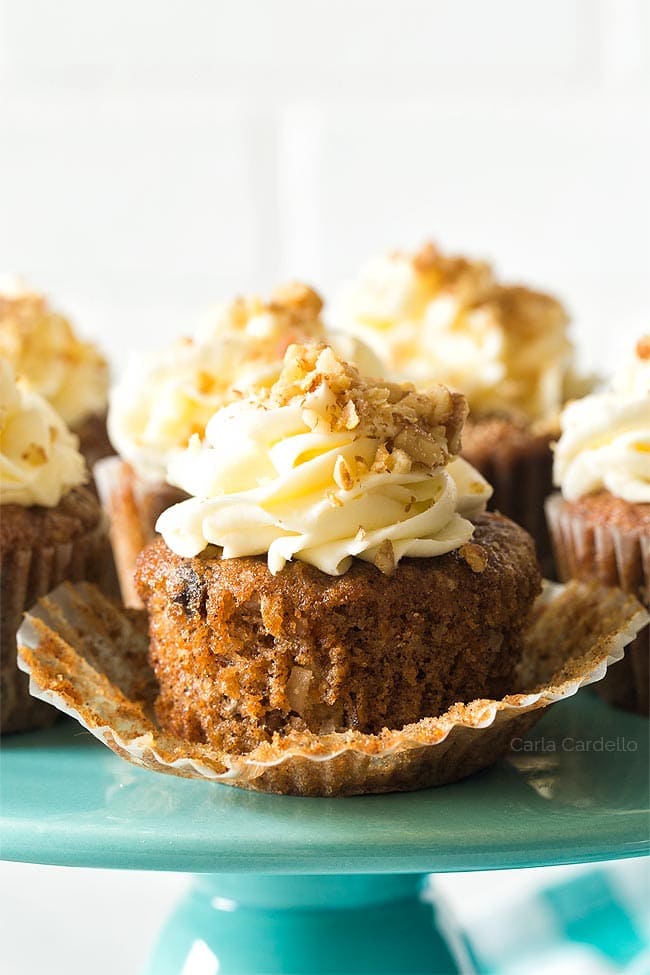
left=102, top=282, right=380, bottom=605
left=546, top=337, right=650, bottom=714
left=335, top=241, right=585, bottom=575
left=0, top=358, right=114, bottom=733
left=0, top=276, right=112, bottom=472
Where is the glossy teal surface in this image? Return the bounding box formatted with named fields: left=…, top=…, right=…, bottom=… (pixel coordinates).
left=1, top=693, right=648, bottom=874
left=145, top=875, right=465, bottom=974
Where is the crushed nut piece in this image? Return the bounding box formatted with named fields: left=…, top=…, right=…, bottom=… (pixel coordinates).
left=411, top=241, right=440, bottom=272
left=374, top=539, right=396, bottom=575
left=21, top=443, right=48, bottom=465
left=270, top=282, right=324, bottom=320
left=340, top=399, right=360, bottom=430
left=459, top=543, right=488, bottom=573
left=636, top=336, right=650, bottom=360
left=333, top=455, right=355, bottom=491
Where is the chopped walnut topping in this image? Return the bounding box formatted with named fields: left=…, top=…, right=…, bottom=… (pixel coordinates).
left=21, top=443, right=48, bottom=465
left=411, top=241, right=441, bottom=272
left=216, top=283, right=325, bottom=347
left=373, top=539, right=396, bottom=575
left=268, top=344, right=468, bottom=474
left=409, top=240, right=494, bottom=305
left=459, top=542, right=488, bottom=573
left=333, top=455, right=355, bottom=491
left=340, top=399, right=360, bottom=430
left=197, top=371, right=217, bottom=395
left=636, top=336, right=650, bottom=361
left=475, top=285, right=569, bottom=340
left=270, top=282, right=324, bottom=321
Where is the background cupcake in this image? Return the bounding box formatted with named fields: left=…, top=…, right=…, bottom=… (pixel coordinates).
left=335, top=241, right=586, bottom=575
left=546, top=336, right=650, bottom=714
left=0, top=358, right=114, bottom=733
left=0, top=276, right=112, bottom=472
left=103, top=282, right=379, bottom=605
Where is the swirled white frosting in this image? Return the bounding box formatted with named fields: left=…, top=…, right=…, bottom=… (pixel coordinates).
left=336, top=245, right=573, bottom=420
left=157, top=345, right=492, bottom=576
left=109, top=284, right=381, bottom=483
left=0, top=358, right=86, bottom=507
left=0, top=277, right=109, bottom=428
left=554, top=338, right=650, bottom=503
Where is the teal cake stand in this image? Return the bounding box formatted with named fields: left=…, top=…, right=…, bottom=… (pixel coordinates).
left=1, top=692, right=648, bottom=974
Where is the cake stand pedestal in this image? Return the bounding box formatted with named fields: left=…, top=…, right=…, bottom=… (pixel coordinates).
left=1, top=693, right=648, bottom=974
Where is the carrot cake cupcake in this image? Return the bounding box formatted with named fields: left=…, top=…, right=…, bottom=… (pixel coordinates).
left=103, top=283, right=379, bottom=605
left=546, top=336, right=650, bottom=713
left=335, top=242, right=584, bottom=574
left=135, top=343, right=541, bottom=753
left=0, top=358, right=114, bottom=733
left=0, top=276, right=111, bottom=472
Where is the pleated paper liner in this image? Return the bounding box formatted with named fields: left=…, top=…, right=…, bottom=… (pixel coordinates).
left=17, top=580, right=647, bottom=797
left=546, top=493, right=650, bottom=715
left=1, top=510, right=116, bottom=734
left=94, top=456, right=186, bottom=609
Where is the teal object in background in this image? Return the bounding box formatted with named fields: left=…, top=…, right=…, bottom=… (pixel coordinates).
left=1, top=692, right=648, bottom=973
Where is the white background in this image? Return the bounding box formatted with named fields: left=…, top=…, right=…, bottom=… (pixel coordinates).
left=0, top=1, right=648, bottom=370
left=1, top=2, right=649, bottom=972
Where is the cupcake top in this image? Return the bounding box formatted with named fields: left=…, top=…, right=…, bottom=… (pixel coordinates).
left=336, top=241, right=573, bottom=421
left=553, top=337, right=650, bottom=504
left=109, top=283, right=380, bottom=483
left=157, top=343, right=492, bottom=576
left=0, top=276, right=109, bottom=428
left=0, top=357, right=86, bottom=507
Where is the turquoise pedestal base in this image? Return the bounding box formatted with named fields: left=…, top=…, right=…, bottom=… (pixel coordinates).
left=145, top=874, right=471, bottom=975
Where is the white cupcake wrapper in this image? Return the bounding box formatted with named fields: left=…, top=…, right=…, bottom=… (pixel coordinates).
left=16, top=580, right=648, bottom=796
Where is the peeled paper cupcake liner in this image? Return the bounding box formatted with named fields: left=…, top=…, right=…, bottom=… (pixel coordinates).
left=94, top=456, right=186, bottom=608
left=546, top=493, right=650, bottom=715
left=16, top=579, right=648, bottom=795
left=1, top=519, right=114, bottom=734
left=462, top=431, right=555, bottom=578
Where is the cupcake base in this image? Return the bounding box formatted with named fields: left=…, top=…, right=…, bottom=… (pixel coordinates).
left=72, top=410, right=114, bottom=475
left=135, top=515, right=541, bottom=751
left=16, top=578, right=647, bottom=795
left=462, top=416, right=556, bottom=577
left=1, top=487, right=116, bottom=734
left=545, top=492, right=649, bottom=715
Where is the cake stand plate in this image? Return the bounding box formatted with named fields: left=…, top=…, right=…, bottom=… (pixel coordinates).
left=1, top=693, right=648, bottom=974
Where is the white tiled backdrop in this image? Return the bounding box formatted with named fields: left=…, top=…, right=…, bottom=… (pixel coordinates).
left=0, top=0, right=649, bottom=374
left=0, top=4, right=649, bottom=972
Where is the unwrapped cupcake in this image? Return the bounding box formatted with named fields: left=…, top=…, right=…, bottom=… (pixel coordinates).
left=102, top=283, right=379, bottom=605
left=546, top=336, right=650, bottom=714
left=0, top=276, right=112, bottom=472
left=0, top=358, right=115, bottom=733
left=334, top=242, right=586, bottom=575
left=144, top=343, right=540, bottom=752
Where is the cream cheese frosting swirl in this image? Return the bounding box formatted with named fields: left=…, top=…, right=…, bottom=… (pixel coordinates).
left=554, top=337, right=650, bottom=504
left=0, top=358, right=86, bottom=507
left=109, top=283, right=381, bottom=483
left=336, top=242, right=573, bottom=420
left=0, top=276, right=109, bottom=428
left=157, top=344, right=492, bottom=576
